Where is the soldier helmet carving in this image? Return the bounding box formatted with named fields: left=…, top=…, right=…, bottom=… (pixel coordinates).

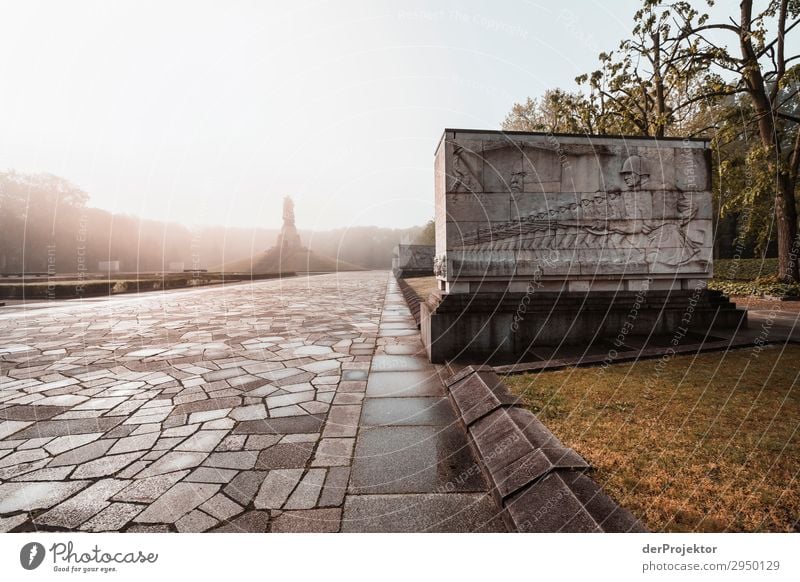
left=621, top=155, right=648, bottom=177
left=620, top=155, right=649, bottom=187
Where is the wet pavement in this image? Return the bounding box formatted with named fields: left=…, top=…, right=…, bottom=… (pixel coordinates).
left=0, top=272, right=503, bottom=532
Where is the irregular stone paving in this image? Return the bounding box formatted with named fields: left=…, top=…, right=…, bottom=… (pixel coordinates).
left=0, top=272, right=504, bottom=532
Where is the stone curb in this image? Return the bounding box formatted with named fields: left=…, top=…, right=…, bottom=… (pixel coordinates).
left=395, top=277, right=423, bottom=327
left=444, top=365, right=647, bottom=533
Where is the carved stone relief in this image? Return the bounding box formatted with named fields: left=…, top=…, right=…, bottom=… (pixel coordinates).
left=435, top=131, right=713, bottom=283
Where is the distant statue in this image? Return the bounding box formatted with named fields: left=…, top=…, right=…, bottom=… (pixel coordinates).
left=277, top=196, right=302, bottom=251
left=283, top=196, right=296, bottom=227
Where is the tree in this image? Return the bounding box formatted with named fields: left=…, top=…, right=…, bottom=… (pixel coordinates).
left=0, top=171, right=89, bottom=271
left=414, top=219, right=435, bottom=245
left=502, top=89, right=600, bottom=133
left=576, top=0, right=732, bottom=137
left=672, top=0, right=800, bottom=281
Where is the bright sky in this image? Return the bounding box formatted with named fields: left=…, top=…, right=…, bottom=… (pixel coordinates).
left=0, top=0, right=785, bottom=231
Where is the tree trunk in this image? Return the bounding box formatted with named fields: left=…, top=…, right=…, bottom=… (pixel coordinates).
left=752, top=77, right=800, bottom=283
left=739, top=0, right=799, bottom=282
left=776, top=172, right=800, bottom=281
left=652, top=32, right=666, bottom=138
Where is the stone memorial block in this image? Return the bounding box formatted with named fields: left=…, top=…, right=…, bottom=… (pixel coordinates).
left=421, top=129, right=745, bottom=362
left=392, top=244, right=434, bottom=278
left=433, top=129, right=713, bottom=293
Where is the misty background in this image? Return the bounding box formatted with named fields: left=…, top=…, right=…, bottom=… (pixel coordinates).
left=0, top=171, right=429, bottom=273
left=1, top=1, right=792, bottom=273
left=0, top=0, right=646, bottom=235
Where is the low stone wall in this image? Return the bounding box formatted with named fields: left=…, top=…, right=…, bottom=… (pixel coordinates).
left=0, top=272, right=297, bottom=300
left=443, top=365, right=646, bottom=532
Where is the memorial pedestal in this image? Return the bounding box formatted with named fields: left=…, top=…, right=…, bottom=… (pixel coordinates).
left=421, top=288, right=746, bottom=363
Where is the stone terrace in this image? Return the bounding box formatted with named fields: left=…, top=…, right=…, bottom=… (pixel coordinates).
left=0, top=272, right=504, bottom=532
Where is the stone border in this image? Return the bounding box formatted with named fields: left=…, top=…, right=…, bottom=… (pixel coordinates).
left=442, top=365, right=647, bottom=532
left=395, top=277, right=423, bottom=327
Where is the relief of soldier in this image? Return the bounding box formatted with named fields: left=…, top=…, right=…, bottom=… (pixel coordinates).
left=457, top=155, right=702, bottom=268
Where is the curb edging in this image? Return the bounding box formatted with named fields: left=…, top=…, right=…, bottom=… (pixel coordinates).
left=396, top=277, right=423, bottom=327
left=443, top=365, right=647, bottom=533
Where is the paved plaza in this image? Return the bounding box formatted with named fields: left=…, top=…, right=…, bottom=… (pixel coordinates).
left=0, top=272, right=504, bottom=532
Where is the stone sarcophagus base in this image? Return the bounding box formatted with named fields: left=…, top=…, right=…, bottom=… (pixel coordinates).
left=421, top=288, right=746, bottom=364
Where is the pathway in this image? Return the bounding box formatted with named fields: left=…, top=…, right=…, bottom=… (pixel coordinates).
left=0, top=272, right=503, bottom=532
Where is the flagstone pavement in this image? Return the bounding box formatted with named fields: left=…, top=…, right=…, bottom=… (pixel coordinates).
left=0, top=272, right=505, bottom=532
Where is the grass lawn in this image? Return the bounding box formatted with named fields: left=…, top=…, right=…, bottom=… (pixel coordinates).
left=504, top=345, right=800, bottom=532
left=401, top=276, right=438, bottom=302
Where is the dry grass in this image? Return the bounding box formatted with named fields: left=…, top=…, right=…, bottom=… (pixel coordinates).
left=505, top=345, right=800, bottom=532
left=401, top=276, right=438, bottom=303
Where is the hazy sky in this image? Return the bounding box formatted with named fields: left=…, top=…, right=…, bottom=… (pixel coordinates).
left=0, top=0, right=782, bottom=231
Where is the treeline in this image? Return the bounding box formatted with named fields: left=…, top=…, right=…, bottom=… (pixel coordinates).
left=0, top=171, right=422, bottom=273
left=503, top=0, right=799, bottom=281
